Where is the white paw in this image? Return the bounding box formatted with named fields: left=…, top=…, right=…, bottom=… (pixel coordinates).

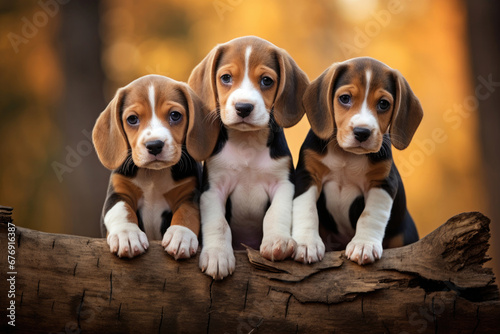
left=260, top=235, right=296, bottom=261
left=199, top=244, right=235, bottom=280
left=345, top=237, right=383, bottom=265
left=293, top=234, right=325, bottom=264
left=162, top=225, right=199, bottom=260
left=107, top=224, right=149, bottom=258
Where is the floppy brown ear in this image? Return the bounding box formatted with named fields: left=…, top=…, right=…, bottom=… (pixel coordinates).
left=390, top=70, right=424, bottom=150
left=188, top=45, right=224, bottom=114
left=303, top=63, right=343, bottom=140
left=92, top=88, right=129, bottom=170
left=178, top=84, right=220, bottom=161
left=273, top=49, right=310, bottom=128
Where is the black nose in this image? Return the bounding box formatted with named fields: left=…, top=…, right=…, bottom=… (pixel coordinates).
left=353, top=127, right=371, bottom=143
left=145, top=140, right=164, bottom=156
left=235, top=102, right=254, bottom=118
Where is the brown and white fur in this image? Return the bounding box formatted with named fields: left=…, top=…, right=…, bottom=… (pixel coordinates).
left=293, top=57, right=423, bottom=265
left=93, top=75, right=213, bottom=260
left=188, top=36, right=309, bottom=279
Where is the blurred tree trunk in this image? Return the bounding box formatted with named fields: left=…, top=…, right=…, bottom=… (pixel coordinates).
left=466, top=1, right=500, bottom=277
left=58, top=0, right=108, bottom=237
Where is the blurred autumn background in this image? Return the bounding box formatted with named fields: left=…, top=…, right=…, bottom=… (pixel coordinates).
left=0, top=1, right=499, bottom=274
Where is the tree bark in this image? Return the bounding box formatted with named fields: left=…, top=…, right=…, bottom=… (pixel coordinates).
left=0, top=212, right=499, bottom=333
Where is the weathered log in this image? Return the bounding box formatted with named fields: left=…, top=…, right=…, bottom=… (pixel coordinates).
left=0, top=211, right=499, bottom=333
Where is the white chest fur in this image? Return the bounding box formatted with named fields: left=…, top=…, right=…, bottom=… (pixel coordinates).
left=320, top=146, right=371, bottom=235
left=207, top=130, right=290, bottom=226
left=132, top=168, right=173, bottom=240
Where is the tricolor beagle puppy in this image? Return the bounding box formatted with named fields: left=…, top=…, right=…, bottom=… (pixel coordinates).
left=293, top=57, right=423, bottom=264
left=188, top=36, right=309, bottom=279
left=93, top=75, right=212, bottom=259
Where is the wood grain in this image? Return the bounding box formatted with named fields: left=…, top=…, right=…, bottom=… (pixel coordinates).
left=0, top=211, right=498, bottom=333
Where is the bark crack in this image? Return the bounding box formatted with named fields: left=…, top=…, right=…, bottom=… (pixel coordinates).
left=285, top=293, right=293, bottom=318
left=243, top=280, right=249, bottom=310
left=209, top=279, right=214, bottom=309
left=432, top=296, right=437, bottom=334
left=77, top=289, right=86, bottom=331
left=248, top=318, right=263, bottom=333
left=158, top=306, right=164, bottom=334
left=472, top=305, right=480, bottom=334
left=117, top=303, right=122, bottom=320
left=382, top=320, right=390, bottom=334
left=207, top=279, right=214, bottom=334
left=109, top=270, right=113, bottom=305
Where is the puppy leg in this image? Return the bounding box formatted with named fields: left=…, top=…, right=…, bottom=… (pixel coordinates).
left=260, top=180, right=296, bottom=261
left=345, top=187, right=392, bottom=265
left=292, top=186, right=325, bottom=263
left=162, top=201, right=200, bottom=260
left=104, top=201, right=149, bottom=258
left=199, top=188, right=235, bottom=280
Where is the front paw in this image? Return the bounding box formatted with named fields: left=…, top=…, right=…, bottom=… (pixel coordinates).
left=199, top=245, right=235, bottom=280
left=260, top=235, right=296, bottom=261
left=107, top=224, right=149, bottom=258
left=162, top=225, right=199, bottom=260
left=345, top=237, right=383, bottom=265
left=293, top=234, right=325, bottom=264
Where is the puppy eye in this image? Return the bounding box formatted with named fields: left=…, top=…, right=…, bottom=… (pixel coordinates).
left=260, top=76, right=274, bottom=88
left=169, top=111, right=182, bottom=124
left=377, top=99, right=391, bottom=112
left=126, top=115, right=139, bottom=126
left=338, top=94, right=351, bottom=105
left=220, top=74, right=232, bottom=85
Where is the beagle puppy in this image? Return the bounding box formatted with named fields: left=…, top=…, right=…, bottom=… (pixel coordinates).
left=188, top=36, right=309, bottom=279
left=93, top=75, right=212, bottom=259
left=293, top=57, right=423, bottom=265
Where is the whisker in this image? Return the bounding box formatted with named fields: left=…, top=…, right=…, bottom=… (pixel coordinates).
left=203, top=108, right=222, bottom=127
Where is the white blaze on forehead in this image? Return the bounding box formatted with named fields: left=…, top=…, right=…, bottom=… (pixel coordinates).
left=245, top=46, right=252, bottom=79
left=361, top=69, right=372, bottom=111
left=148, top=84, right=156, bottom=114
left=241, top=46, right=253, bottom=90
left=350, top=69, right=377, bottom=130
left=147, top=84, right=162, bottom=130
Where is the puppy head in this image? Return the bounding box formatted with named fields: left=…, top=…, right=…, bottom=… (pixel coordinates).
left=93, top=74, right=211, bottom=170
left=303, top=57, right=423, bottom=153
left=188, top=36, right=309, bottom=134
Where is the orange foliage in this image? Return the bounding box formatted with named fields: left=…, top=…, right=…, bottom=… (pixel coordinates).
left=0, top=0, right=487, bottom=242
